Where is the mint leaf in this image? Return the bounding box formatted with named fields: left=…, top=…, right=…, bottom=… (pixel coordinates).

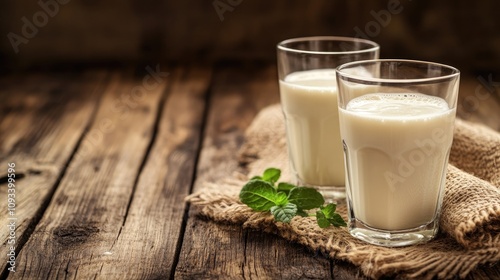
left=320, top=203, right=337, bottom=218
left=275, top=192, right=288, bottom=206
left=328, top=213, right=347, bottom=227
left=262, top=168, right=281, bottom=185
left=316, top=210, right=330, bottom=228
left=239, top=180, right=277, bottom=211
left=240, top=168, right=346, bottom=229
left=288, top=187, right=324, bottom=210
left=277, top=182, right=295, bottom=195
left=271, top=203, right=297, bottom=223
left=320, top=203, right=346, bottom=227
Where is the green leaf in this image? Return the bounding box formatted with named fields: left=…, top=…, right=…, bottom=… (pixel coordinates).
left=288, top=187, right=325, bottom=210
left=239, top=180, right=277, bottom=211
left=319, top=203, right=346, bottom=227
left=320, top=203, right=337, bottom=218
left=262, top=168, right=281, bottom=185
left=274, top=192, right=288, bottom=206
left=240, top=167, right=345, bottom=229
left=271, top=203, right=297, bottom=223
left=277, top=182, right=295, bottom=195
left=328, top=213, right=347, bottom=227
left=296, top=209, right=309, bottom=217
left=316, top=210, right=330, bottom=228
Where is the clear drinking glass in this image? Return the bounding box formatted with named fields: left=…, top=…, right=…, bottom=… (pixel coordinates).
left=336, top=59, right=460, bottom=247
left=277, top=37, right=379, bottom=201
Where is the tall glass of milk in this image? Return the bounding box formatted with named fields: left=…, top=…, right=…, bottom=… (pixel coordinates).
left=277, top=37, right=379, bottom=201
left=336, top=60, right=460, bottom=247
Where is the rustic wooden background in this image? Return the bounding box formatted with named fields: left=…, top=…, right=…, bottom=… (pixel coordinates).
left=1, top=0, right=500, bottom=74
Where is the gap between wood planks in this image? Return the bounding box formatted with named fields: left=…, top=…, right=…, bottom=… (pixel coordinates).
left=0, top=71, right=110, bottom=280
left=2, top=66, right=174, bottom=277
left=87, top=65, right=211, bottom=279
left=168, top=67, right=215, bottom=280
left=112, top=67, right=173, bottom=240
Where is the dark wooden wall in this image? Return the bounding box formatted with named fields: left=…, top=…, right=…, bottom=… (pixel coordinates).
left=2, top=0, right=500, bottom=72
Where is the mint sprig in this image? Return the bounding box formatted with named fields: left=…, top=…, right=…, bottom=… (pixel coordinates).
left=317, top=204, right=347, bottom=228
left=239, top=168, right=346, bottom=228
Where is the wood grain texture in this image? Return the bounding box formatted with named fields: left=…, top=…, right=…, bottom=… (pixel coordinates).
left=95, top=66, right=212, bottom=279
left=0, top=71, right=107, bottom=274
left=8, top=68, right=167, bottom=279
left=175, top=64, right=334, bottom=279
left=0, top=66, right=498, bottom=280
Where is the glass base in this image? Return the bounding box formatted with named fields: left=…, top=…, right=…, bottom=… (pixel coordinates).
left=318, top=186, right=346, bottom=204
left=349, top=218, right=439, bottom=247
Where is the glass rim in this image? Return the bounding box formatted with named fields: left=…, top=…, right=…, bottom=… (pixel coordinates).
left=277, top=36, right=380, bottom=55
left=336, top=59, right=460, bottom=84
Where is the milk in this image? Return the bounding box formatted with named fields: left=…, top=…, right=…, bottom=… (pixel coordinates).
left=279, top=69, right=344, bottom=186
left=339, top=93, right=455, bottom=230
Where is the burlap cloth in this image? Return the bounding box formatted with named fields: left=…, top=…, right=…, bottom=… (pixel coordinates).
left=187, top=104, right=500, bottom=279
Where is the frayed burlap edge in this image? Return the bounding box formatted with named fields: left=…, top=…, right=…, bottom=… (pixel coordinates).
left=187, top=182, right=500, bottom=279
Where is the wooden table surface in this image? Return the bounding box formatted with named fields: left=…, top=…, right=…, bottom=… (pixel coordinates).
left=1, top=64, right=499, bottom=279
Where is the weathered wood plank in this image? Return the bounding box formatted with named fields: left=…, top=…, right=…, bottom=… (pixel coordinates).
left=243, top=231, right=333, bottom=279
left=95, top=66, right=212, bottom=278
left=332, top=260, right=369, bottom=280
left=0, top=71, right=107, bottom=275
left=175, top=64, right=333, bottom=279
left=8, top=67, right=168, bottom=279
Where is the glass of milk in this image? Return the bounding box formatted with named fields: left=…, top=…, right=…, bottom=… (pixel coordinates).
left=336, top=59, right=460, bottom=247
left=277, top=37, right=379, bottom=201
